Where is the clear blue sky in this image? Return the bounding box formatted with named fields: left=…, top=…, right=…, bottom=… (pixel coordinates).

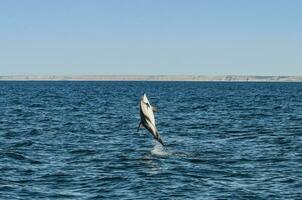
left=0, top=0, right=301, bottom=75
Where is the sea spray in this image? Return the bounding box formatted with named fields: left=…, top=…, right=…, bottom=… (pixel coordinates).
left=151, top=141, right=169, bottom=156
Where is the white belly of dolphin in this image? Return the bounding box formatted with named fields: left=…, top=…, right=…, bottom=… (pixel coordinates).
left=138, top=94, right=164, bottom=145
left=140, top=101, right=155, bottom=126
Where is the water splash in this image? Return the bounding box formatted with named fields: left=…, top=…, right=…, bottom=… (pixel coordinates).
left=151, top=141, right=169, bottom=156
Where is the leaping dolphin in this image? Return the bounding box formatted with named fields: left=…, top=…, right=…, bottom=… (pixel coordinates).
left=138, top=93, right=164, bottom=146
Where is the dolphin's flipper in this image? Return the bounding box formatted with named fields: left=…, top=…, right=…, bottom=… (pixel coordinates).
left=137, top=122, right=144, bottom=132
left=152, top=106, right=158, bottom=112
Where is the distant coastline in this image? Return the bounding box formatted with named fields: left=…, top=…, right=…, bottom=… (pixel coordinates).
left=1, top=75, right=302, bottom=82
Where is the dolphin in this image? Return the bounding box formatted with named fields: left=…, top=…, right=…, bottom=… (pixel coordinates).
left=138, top=93, right=164, bottom=146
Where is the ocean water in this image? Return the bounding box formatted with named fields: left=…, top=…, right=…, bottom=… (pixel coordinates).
left=0, top=81, right=301, bottom=200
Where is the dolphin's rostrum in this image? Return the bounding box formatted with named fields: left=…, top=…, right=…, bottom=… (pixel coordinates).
left=138, top=93, right=164, bottom=146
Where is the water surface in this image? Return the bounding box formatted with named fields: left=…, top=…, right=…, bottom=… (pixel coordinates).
left=0, top=81, right=301, bottom=199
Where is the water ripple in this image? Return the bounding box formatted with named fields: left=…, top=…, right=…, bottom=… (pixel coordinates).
left=0, top=81, right=301, bottom=199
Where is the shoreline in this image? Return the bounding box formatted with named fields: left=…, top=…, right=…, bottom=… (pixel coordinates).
left=1, top=75, right=302, bottom=82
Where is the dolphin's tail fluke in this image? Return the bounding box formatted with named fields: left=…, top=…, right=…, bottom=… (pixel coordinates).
left=154, top=130, right=164, bottom=146
left=157, top=137, right=164, bottom=146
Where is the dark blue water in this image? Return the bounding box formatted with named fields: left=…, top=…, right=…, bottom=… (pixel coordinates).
left=0, top=81, right=301, bottom=199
